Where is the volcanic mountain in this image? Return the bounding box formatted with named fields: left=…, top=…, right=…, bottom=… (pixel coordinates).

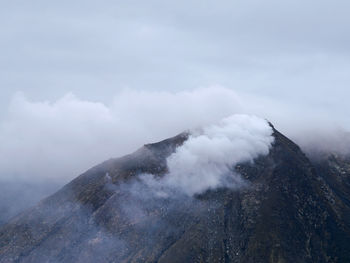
left=0, top=118, right=350, bottom=263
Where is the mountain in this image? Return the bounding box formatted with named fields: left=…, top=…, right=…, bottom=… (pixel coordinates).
left=1, top=125, right=350, bottom=263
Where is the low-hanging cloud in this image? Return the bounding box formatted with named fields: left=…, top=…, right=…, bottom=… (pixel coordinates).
left=0, top=86, right=349, bottom=223
left=0, top=87, right=242, bottom=182
left=0, top=86, right=349, bottom=184
left=142, top=114, right=274, bottom=196
left=0, top=87, right=245, bottom=222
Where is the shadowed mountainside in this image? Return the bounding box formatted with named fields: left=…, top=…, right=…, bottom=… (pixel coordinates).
left=0, top=127, right=350, bottom=263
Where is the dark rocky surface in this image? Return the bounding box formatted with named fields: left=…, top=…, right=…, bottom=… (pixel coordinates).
left=0, top=128, right=350, bottom=263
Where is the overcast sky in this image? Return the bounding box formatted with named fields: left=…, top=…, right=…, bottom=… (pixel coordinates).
left=1, top=0, right=350, bottom=182
left=1, top=0, right=350, bottom=108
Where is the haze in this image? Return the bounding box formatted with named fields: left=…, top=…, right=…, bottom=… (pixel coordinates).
left=0, top=0, right=349, bottom=222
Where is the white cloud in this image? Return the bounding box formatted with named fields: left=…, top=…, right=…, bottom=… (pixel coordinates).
left=160, top=114, right=274, bottom=196
left=0, top=87, right=349, bottom=184
left=0, top=87, right=242, bottom=181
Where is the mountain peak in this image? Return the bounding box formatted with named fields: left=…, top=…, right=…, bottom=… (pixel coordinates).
left=1, top=121, right=350, bottom=263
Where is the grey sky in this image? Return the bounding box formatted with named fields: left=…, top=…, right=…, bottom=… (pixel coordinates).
left=1, top=0, right=350, bottom=112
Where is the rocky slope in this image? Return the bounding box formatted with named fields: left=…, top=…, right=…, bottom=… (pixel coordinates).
left=0, top=126, right=350, bottom=263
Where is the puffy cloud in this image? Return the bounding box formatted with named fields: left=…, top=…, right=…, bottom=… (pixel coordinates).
left=0, top=87, right=348, bottom=184
left=142, top=115, right=274, bottom=196
left=0, top=87, right=348, bottom=223
left=0, top=87, right=242, bottom=181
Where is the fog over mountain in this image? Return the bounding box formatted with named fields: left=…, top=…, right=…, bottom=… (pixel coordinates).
left=0, top=87, right=349, bottom=224
left=141, top=115, right=274, bottom=196
left=0, top=1, right=349, bottom=260
left=1, top=87, right=348, bottom=181
left=1, top=116, right=350, bottom=262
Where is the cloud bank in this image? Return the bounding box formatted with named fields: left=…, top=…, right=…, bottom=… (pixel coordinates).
left=0, top=87, right=348, bottom=223
left=0, top=87, right=348, bottom=184
left=0, top=87, right=242, bottom=182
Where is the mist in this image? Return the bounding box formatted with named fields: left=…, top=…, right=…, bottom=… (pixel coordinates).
left=0, top=87, right=349, bottom=223
left=142, top=115, right=274, bottom=196
left=1, top=87, right=347, bottom=183
left=0, top=1, right=349, bottom=261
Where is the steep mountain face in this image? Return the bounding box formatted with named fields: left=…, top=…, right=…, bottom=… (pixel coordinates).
left=0, top=126, right=350, bottom=263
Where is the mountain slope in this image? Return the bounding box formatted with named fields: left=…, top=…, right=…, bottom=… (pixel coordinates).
left=0, top=126, right=350, bottom=263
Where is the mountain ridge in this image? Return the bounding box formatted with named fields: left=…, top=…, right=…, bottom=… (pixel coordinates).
left=0, top=125, right=350, bottom=263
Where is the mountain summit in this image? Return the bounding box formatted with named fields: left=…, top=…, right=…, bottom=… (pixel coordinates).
left=0, top=117, right=350, bottom=263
